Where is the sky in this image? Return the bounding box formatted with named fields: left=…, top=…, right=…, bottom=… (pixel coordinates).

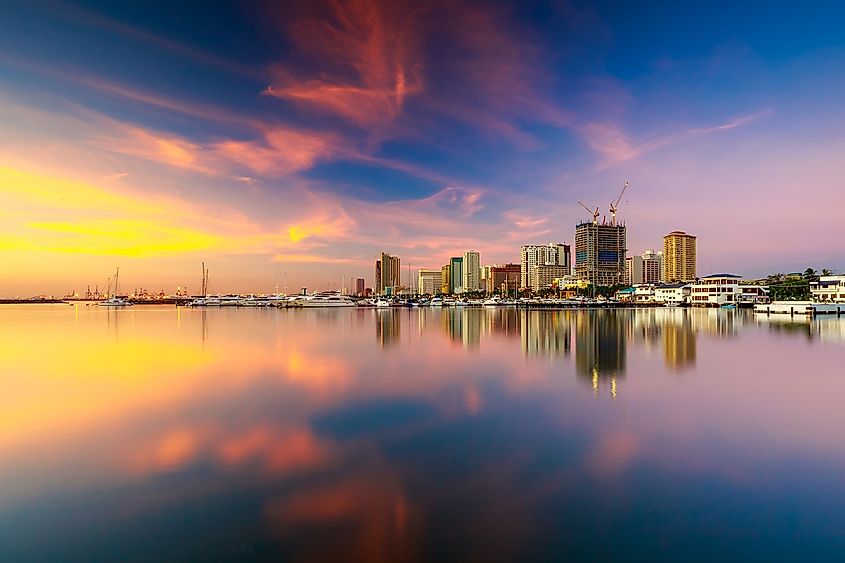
left=1, top=0, right=844, bottom=295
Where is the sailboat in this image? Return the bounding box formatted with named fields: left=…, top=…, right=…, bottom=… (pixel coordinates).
left=99, top=268, right=132, bottom=307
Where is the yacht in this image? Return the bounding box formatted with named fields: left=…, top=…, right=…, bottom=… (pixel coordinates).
left=375, top=298, right=392, bottom=307
left=429, top=297, right=444, bottom=307
left=98, top=268, right=132, bottom=307
left=219, top=295, right=241, bottom=307
left=297, top=294, right=356, bottom=308
left=240, top=296, right=271, bottom=307
left=483, top=297, right=502, bottom=307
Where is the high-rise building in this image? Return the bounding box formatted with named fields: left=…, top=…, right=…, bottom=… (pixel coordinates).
left=375, top=252, right=401, bottom=295
left=487, top=263, right=521, bottom=294
left=625, top=250, right=664, bottom=285
left=417, top=269, right=442, bottom=295
left=663, top=231, right=696, bottom=282
left=520, top=243, right=571, bottom=290
left=574, top=223, right=626, bottom=286
left=441, top=265, right=451, bottom=294
left=355, top=278, right=365, bottom=296
left=462, top=250, right=480, bottom=292
left=449, top=257, right=463, bottom=294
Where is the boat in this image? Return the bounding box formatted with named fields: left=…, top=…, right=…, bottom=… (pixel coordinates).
left=375, top=298, right=392, bottom=307
left=98, top=268, right=132, bottom=307
left=295, top=293, right=356, bottom=308
left=429, top=297, right=444, bottom=307
left=240, top=295, right=271, bottom=306
left=483, top=297, right=502, bottom=306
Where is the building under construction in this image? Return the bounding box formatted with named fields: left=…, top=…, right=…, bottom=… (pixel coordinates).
left=574, top=222, right=627, bottom=286
left=574, top=182, right=629, bottom=287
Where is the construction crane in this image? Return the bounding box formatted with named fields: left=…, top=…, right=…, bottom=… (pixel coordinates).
left=609, top=181, right=629, bottom=225
left=578, top=201, right=600, bottom=224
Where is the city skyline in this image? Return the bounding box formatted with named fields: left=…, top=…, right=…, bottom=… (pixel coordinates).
left=3, top=1, right=845, bottom=295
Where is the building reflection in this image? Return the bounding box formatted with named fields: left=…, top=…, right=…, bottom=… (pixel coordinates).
left=663, top=319, right=696, bottom=370
left=520, top=310, right=571, bottom=358
left=375, top=309, right=401, bottom=348
left=575, top=310, right=627, bottom=398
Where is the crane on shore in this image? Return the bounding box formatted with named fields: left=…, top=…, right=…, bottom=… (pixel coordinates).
left=609, top=181, right=629, bottom=226
left=578, top=202, right=600, bottom=224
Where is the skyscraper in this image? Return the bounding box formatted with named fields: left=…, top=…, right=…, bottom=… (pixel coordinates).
left=574, top=223, right=626, bottom=286
left=462, top=250, right=480, bottom=292
left=441, top=265, right=451, bottom=294
left=375, top=252, right=401, bottom=295
left=449, top=257, right=463, bottom=294
left=355, top=278, right=365, bottom=296
left=663, top=231, right=696, bottom=282
left=520, top=243, right=571, bottom=290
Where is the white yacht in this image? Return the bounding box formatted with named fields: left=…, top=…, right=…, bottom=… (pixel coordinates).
left=483, top=297, right=502, bottom=306
left=429, top=297, right=444, bottom=307
left=375, top=298, right=392, bottom=307
left=98, top=267, right=132, bottom=307
left=297, top=294, right=356, bottom=308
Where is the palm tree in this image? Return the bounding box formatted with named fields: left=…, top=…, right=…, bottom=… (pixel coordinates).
left=822, top=268, right=835, bottom=276
left=803, top=267, right=819, bottom=282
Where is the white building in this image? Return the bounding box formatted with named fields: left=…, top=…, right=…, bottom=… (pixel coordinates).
left=690, top=274, right=742, bottom=306
left=521, top=243, right=571, bottom=290
left=462, top=250, right=481, bottom=292
left=810, top=275, right=845, bottom=302
left=654, top=283, right=691, bottom=305
left=417, top=269, right=442, bottom=295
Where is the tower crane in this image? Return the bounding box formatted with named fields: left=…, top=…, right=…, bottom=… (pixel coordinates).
left=609, top=181, right=629, bottom=225
left=578, top=202, right=600, bottom=224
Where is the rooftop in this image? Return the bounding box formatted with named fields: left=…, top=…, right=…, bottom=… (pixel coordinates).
left=700, top=273, right=742, bottom=279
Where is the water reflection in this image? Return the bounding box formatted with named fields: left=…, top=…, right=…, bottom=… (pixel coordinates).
left=2, top=305, right=845, bottom=562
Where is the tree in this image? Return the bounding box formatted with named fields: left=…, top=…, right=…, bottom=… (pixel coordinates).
left=822, top=268, right=835, bottom=276
left=803, top=268, right=819, bottom=283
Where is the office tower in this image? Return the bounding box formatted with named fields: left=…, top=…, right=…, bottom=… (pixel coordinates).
left=520, top=243, right=571, bottom=290
left=449, top=257, right=463, bottom=294
left=574, top=223, right=626, bottom=286
left=355, top=278, right=365, bottom=296
left=417, top=269, right=442, bottom=295
left=441, top=265, right=451, bottom=294
left=375, top=252, right=401, bottom=295
left=462, top=250, right=481, bottom=292
left=663, top=231, right=697, bottom=282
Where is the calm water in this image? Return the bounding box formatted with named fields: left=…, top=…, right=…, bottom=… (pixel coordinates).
left=1, top=305, right=845, bottom=562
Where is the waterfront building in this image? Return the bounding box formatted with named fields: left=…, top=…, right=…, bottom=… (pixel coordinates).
left=626, top=250, right=664, bottom=285
left=417, top=269, right=442, bottom=295
left=690, top=274, right=742, bottom=306
left=462, top=250, right=481, bottom=292
left=654, top=283, right=691, bottom=305
left=554, top=276, right=591, bottom=290
left=737, top=285, right=770, bottom=306
left=531, top=264, right=569, bottom=290
left=810, top=275, right=845, bottom=302
left=663, top=231, right=697, bottom=282
left=441, top=265, right=451, bottom=294
left=521, top=243, right=571, bottom=290
left=375, top=252, right=401, bottom=295
left=487, top=263, right=521, bottom=294
left=450, top=257, right=463, bottom=294
left=355, top=278, right=365, bottom=296
left=574, top=223, right=626, bottom=287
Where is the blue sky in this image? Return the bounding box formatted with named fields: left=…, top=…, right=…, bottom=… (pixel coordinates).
left=1, top=0, right=844, bottom=294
